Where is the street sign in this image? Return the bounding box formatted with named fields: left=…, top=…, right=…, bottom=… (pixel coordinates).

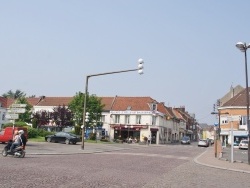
left=8, top=108, right=26, bottom=113
left=11, top=104, right=27, bottom=108
left=5, top=113, right=19, bottom=119
left=227, top=115, right=241, bottom=122
left=214, top=123, right=218, bottom=126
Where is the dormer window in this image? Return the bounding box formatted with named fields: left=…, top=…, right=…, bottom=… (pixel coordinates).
left=126, top=106, right=131, bottom=110
left=150, top=103, right=157, bottom=111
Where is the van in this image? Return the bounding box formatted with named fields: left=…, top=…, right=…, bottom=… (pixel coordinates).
left=0, top=127, right=28, bottom=143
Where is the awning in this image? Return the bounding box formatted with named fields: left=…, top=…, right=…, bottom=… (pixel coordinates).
left=220, top=131, right=229, bottom=136
left=150, top=128, right=158, bottom=132
left=187, top=130, right=193, bottom=134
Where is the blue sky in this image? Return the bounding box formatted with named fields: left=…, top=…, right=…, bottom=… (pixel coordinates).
left=1, top=1, right=250, bottom=125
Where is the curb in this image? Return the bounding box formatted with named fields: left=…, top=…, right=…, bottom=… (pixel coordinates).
left=194, top=150, right=250, bottom=174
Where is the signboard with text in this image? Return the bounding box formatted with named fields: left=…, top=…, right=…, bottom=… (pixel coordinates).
left=5, top=113, right=19, bottom=120
left=8, top=108, right=26, bottom=113
left=11, top=104, right=27, bottom=108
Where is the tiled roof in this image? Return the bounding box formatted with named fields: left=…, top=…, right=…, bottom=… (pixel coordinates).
left=33, top=97, right=73, bottom=106
left=100, top=97, right=116, bottom=111
left=110, top=96, right=161, bottom=112
left=1, top=96, right=164, bottom=113
left=164, top=107, right=175, bottom=118
left=173, top=108, right=185, bottom=121
left=222, top=87, right=250, bottom=107
left=34, top=97, right=113, bottom=111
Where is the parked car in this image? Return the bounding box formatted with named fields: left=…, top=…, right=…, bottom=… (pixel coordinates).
left=181, top=136, right=190, bottom=144
left=198, top=139, right=209, bottom=147
left=207, top=138, right=214, bottom=146
left=45, top=132, right=81, bottom=144
left=234, top=140, right=240, bottom=146
left=239, top=140, right=249, bottom=150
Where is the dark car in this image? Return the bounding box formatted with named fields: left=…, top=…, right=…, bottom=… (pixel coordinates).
left=45, top=132, right=81, bottom=145
left=181, top=136, right=190, bottom=144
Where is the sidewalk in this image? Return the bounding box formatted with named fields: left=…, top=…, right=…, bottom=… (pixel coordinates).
left=194, top=147, right=250, bottom=173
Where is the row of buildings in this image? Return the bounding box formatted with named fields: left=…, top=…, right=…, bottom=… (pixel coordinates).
left=216, top=85, right=249, bottom=145
left=1, top=84, right=249, bottom=145
left=0, top=95, right=200, bottom=144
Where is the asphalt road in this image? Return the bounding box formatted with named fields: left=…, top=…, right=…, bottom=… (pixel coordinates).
left=0, top=143, right=250, bottom=188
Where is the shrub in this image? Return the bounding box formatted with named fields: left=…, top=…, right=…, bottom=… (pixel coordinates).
left=27, top=127, right=39, bottom=138
left=89, top=133, right=96, bottom=140
left=37, top=129, right=54, bottom=137
left=3, top=122, right=27, bottom=128
left=32, top=118, right=38, bottom=128
left=27, top=127, right=54, bottom=138
left=100, top=139, right=109, bottom=142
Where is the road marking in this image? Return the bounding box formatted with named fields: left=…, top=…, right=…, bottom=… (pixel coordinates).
left=95, top=152, right=190, bottom=160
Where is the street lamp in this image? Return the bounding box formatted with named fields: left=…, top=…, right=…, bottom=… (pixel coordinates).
left=81, top=58, right=144, bottom=149
left=211, top=111, right=229, bottom=158
left=236, top=42, right=250, bottom=165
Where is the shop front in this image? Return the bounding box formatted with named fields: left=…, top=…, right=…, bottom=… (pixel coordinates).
left=111, top=124, right=148, bottom=142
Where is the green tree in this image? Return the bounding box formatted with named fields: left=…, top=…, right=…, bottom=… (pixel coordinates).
left=68, top=92, right=104, bottom=128
left=2, top=89, right=26, bottom=99
left=16, top=97, right=32, bottom=123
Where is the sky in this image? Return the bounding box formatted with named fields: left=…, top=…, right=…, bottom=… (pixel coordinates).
left=1, top=1, right=250, bottom=125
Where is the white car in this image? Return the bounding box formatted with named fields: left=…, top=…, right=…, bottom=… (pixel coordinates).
left=239, top=140, right=249, bottom=150
left=198, top=139, right=209, bottom=147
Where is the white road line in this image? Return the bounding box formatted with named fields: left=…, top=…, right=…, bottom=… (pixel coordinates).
left=95, top=152, right=190, bottom=160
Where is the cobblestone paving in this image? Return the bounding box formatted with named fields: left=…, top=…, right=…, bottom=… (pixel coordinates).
left=0, top=144, right=249, bottom=188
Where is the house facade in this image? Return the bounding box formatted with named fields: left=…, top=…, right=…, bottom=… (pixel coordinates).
left=218, top=87, right=249, bottom=145
left=0, top=96, right=198, bottom=145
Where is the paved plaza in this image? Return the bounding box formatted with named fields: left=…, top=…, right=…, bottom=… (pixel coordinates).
left=0, top=142, right=250, bottom=188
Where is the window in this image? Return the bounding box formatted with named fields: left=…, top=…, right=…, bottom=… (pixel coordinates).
left=115, top=115, right=120, bottom=124
left=240, top=116, right=247, bottom=125
left=150, top=103, right=157, bottom=111
left=221, top=117, right=228, bottom=124
left=152, top=115, right=157, bottom=125
left=125, top=115, right=130, bottom=124
left=136, top=115, right=141, bottom=124
left=101, top=115, right=105, bottom=123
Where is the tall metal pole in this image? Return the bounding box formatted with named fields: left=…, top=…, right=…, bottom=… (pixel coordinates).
left=214, top=126, right=217, bottom=158
left=81, top=76, right=89, bottom=150
left=80, top=59, right=144, bottom=150
left=236, top=42, right=250, bottom=164
left=244, top=49, right=250, bottom=165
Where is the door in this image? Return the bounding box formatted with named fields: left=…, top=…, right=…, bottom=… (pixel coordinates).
left=151, top=131, right=157, bottom=144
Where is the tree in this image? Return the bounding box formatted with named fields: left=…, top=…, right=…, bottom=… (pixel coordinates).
left=51, top=105, right=73, bottom=127
left=31, top=105, right=73, bottom=128
left=2, top=89, right=26, bottom=99
left=16, top=97, right=32, bottom=123
left=31, top=110, right=50, bottom=127
left=68, top=92, right=104, bottom=128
